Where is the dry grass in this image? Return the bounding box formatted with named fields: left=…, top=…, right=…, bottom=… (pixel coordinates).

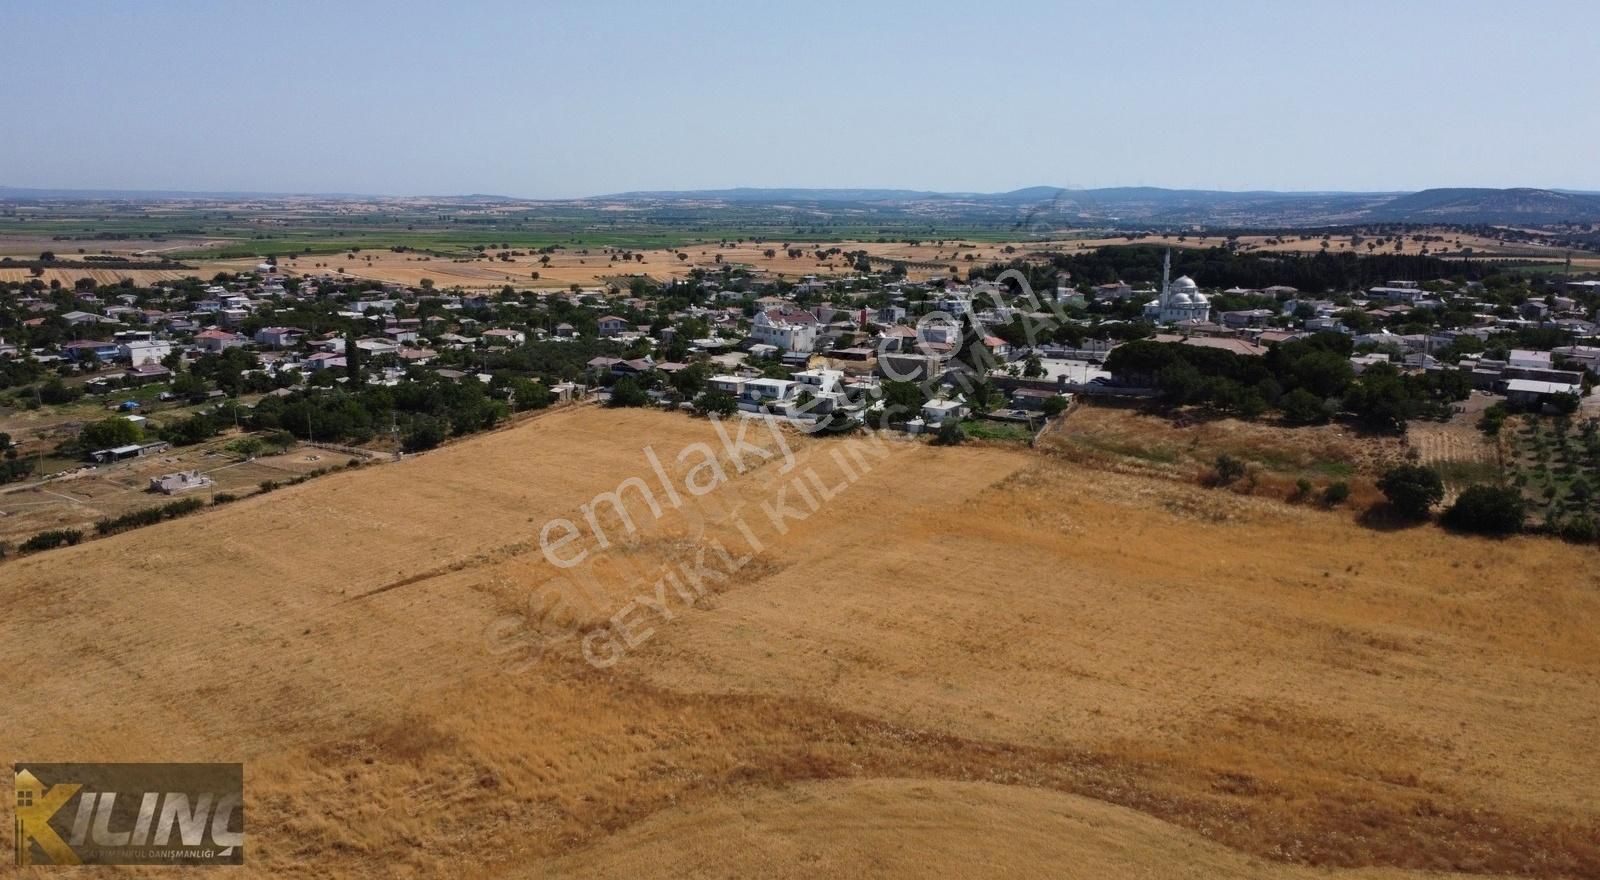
left=260, top=239, right=996, bottom=290
left=1039, top=402, right=1403, bottom=505
left=2, top=407, right=1597, bottom=878
left=0, top=439, right=335, bottom=544
left=5, top=223, right=1595, bottom=291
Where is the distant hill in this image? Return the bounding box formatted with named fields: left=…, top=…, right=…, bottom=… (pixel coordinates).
left=8, top=183, right=1600, bottom=227
left=1365, top=187, right=1600, bottom=223
left=598, top=187, right=960, bottom=202
left=597, top=185, right=1600, bottom=226
left=0, top=185, right=373, bottom=201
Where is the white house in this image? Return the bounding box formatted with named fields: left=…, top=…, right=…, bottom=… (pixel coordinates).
left=482, top=328, right=526, bottom=346
left=875, top=306, right=908, bottom=325
left=354, top=338, right=400, bottom=356
left=1508, top=349, right=1553, bottom=370
left=120, top=339, right=171, bottom=366
left=922, top=399, right=967, bottom=426
left=752, top=307, right=819, bottom=354
left=708, top=375, right=747, bottom=397
left=741, top=377, right=794, bottom=405
left=62, top=310, right=116, bottom=326
left=254, top=327, right=304, bottom=349
left=788, top=368, right=848, bottom=415
left=194, top=329, right=248, bottom=352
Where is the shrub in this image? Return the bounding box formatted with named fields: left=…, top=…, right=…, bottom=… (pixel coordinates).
left=258, top=480, right=280, bottom=493
left=1321, top=481, right=1350, bottom=506
left=0, top=457, right=35, bottom=485
left=162, top=413, right=220, bottom=446
left=1441, top=485, right=1526, bottom=536
left=1293, top=478, right=1313, bottom=501
left=1213, top=454, right=1246, bottom=486
left=694, top=390, right=738, bottom=418
left=1478, top=402, right=1508, bottom=436
left=1041, top=396, right=1069, bottom=417
left=21, top=528, right=83, bottom=553
left=1377, top=464, right=1444, bottom=520
left=608, top=377, right=649, bottom=408
left=38, top=378, right=81, bottom=405
left=1557, top=514, right=1599, bottom=544
left=228, top=437, right=266, bottom=458
left=95, top=497, right=207, bottom=536
left=932, top=420, right=966, bottom=446
left=404, top=416, right=447, bottom=453
left=1279, top=388, right=1326, bottom=424
left=212, top=493, right=238, bottom=505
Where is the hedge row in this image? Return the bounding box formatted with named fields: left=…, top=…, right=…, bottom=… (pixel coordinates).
left=95, top=497, right=207, bottom=536
left=19, top=529, right=83, bottom=553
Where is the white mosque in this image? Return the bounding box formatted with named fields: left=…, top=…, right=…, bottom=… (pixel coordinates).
left=1143, top=250, right=1211, bottom=324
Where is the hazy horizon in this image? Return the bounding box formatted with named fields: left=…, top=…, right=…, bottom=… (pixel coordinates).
left=6, top=0, right=1599, bottom=198
left=6, top=183, right=1600, bottom=201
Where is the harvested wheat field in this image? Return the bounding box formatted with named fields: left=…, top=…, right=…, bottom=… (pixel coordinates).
left=264, top=239, right=995, bottom=290
left=2, top=406, right=1598, bottom=878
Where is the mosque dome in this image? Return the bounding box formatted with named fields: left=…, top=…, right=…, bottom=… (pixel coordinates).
left=1172, top=275, right=1198, bottom=291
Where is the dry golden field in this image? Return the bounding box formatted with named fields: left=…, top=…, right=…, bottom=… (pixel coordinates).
left=3, top=225, right=1594, bottom=290
left=2, top=407, right=1598, bottom=878
left=261, top=239, right=996, bottom=289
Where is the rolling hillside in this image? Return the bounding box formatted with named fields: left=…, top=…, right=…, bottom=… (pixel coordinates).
left=2, top=407, right=1598, bottom=877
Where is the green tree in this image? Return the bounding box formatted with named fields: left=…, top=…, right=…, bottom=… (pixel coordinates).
left=1377, top=464, right=1445, bottom=520
left=1441, top=485, right=1525, bottom=536
left=403, top=416, right=447, bottom=452
left=1478, top=402, right=1508, bottom=436
left=694, top=390, right=738, bottom=417
left=880, top=380, right=927, bottom=421
left=171, top=371, right=208, bottom=400
left=506, top=377, right=553, bottom=412
left=608, top=377, right=649, bottom=408
left=1279, top=388, right=1326, bottom=424
left=79, top=417, right=142, bottom=451
left=1289, top=350, right=1355, bottom=399
left=38, top=377, right=81, bottom=405
left=670, top=362, right=710, bottom=399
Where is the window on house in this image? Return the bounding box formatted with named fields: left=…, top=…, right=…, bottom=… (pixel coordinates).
left=18, top=790, right=33, bottom=807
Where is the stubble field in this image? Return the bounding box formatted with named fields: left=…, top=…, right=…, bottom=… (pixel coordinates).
left=2, top=406, right=1597, bottom=878
left=7, top=224, right=1590, bottom=291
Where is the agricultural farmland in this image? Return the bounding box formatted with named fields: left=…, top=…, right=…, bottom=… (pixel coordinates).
left=1501, top=414, right=1600, bottom=527
left=4, top=196, right=1595, bottom=291
left=3, top=407, right=1597, bottom=878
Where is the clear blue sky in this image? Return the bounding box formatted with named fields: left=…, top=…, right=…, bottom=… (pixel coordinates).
left=5, top=0, right=1598, bottom=197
